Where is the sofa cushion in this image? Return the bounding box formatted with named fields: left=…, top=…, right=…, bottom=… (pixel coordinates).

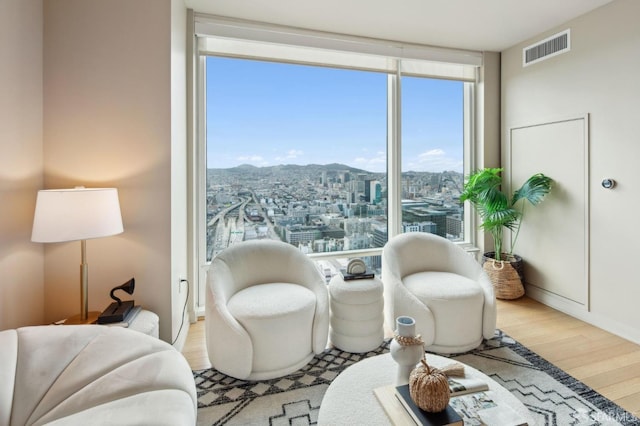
left=403, top=271, right=484, bottom=348
left=228, top=283, right=316, bottom=374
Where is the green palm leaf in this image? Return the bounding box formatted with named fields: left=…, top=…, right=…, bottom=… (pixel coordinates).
left=481, top=208, right=520, bottom=231
left=512, top=173, right=552, bottom=207
left=460, top=168, right=502, bottom=205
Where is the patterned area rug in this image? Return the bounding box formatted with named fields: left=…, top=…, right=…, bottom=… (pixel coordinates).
left=193, top=330, right=640, bottom=425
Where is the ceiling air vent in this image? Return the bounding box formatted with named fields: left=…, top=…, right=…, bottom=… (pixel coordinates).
left=523, top=29, right=570, bottom=67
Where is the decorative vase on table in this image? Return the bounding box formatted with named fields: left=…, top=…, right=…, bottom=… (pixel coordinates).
left=389, top=316, right=424, bottom=386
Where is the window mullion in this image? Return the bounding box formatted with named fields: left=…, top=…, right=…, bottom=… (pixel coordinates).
left=387, top=65, right=402, bottom=240
left=463, top=81, right=476, bottom=246
left=195, top=51, right=208, bottom=310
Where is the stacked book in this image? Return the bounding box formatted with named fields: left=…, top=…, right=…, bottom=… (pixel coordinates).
left=375, top=373, right=528, bottom=425
left=395, top=384, right=463, bottom=426
left=103, top=305, right=142, bottom=328
left=339, top=268, right=375, bottom=281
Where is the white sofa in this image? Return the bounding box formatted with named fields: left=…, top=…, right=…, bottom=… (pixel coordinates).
left=206, top=239, right=329, bottom=380
left=381, top=232, right=497, bottom=354
left=0, top=325, right=197, bottom=426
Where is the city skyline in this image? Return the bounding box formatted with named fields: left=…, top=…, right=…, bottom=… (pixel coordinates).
left=206, top=56, right=464, bottom=173
left=205, top=163, right=465, bottom=261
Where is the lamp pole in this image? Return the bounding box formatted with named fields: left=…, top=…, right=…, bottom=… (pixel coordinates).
left=80, top=239, right=89, bottom=321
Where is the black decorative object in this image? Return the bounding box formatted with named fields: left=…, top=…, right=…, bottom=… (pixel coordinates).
left=97, top=278, right=135, bottom=324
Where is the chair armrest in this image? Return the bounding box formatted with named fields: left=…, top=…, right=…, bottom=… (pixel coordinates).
left=381, top=257, right=435, bottom=346
left=205, top=264, right=253, bottom=380
left=478, top=272, right=497, bottom=339
left=294, top=260, right=330, bottom=354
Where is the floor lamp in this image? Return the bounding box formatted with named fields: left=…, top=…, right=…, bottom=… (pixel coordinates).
left=32, top=187, right=124, bottom=324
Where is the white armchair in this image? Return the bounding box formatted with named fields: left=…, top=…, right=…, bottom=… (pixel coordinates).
left=206, top=239, right=329, bottom=380
left=0, top=325, right=196, bottom=426
left=381, top=232, right=496, bottom=354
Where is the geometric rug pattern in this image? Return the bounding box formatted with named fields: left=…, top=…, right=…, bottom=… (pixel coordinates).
left=193, top=342, right=390, bottom=425
left=452, top=330, right=639, bottom=426
left=194, top=330, right=640, bottom=425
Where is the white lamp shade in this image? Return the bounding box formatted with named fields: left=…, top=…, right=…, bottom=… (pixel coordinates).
left=32, top=187, right=124, bottom=243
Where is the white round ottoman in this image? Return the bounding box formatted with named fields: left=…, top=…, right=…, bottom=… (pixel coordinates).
left=329, top=275, right=384, bottom=352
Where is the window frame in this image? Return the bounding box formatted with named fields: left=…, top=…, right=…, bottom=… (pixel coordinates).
left=192, top=17, right=480, bottom=312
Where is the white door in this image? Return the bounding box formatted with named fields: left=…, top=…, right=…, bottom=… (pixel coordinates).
left=508, top=115, right=589, bottom=309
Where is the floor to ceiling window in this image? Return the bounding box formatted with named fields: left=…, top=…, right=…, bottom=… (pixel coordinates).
left=205, top=57, right=387, bottom=263
left=401, top=76, right=466, bottom=241
left=193, top=15, right=481, bottom=308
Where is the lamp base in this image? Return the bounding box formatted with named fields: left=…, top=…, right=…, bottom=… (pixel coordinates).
left=65, top=311, right=101, bottom=325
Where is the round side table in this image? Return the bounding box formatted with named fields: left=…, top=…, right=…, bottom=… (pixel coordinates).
left=329, top=274, right=384, bottom=353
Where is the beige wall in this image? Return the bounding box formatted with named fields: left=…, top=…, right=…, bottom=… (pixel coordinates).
left=0, top=0, right=45, bottom=329
left=502, top=0, right=640, bottom=342
left=42, top=0, right=187, bottom=343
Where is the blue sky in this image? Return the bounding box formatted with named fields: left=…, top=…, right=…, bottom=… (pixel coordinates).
left=206, top=56, right=463, bottom=173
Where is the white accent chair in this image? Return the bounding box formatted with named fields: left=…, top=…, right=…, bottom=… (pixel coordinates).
left=381, top=232, right=496, bottom=354
left=206, top=239, right=330, bottom=380
left=0, top=325, right=197, bottom=426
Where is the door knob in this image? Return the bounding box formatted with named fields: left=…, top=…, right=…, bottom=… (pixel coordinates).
left=601, top=178, right=616, bottom=189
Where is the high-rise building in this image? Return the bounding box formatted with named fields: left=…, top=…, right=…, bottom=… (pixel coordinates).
left=285, top=225, right=321, bottom=245
left=365, top=179, right=372, bottom=202
left=372, top=224, right=388, bottom=248
left=365, top=179, right=381, bottom=203
left=446, top=214, right=463, bottom=240
left=372, top=180, right=381, bottom=203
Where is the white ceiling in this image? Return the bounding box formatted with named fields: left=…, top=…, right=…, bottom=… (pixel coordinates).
left=185, top=0, right=613, bottom=52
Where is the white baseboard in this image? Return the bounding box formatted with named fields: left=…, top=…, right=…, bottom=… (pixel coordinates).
left=525, top=284, right=640, bottom=346
left=195, top=305, right=205, bottom=318
left=525, top=284, right=587, bottom=313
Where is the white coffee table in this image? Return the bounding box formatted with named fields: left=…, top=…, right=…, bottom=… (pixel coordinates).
left=318, top=352, right=535, bottom=425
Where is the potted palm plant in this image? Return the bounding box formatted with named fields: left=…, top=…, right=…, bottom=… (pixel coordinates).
left=460, top=168, right=552, bottom=299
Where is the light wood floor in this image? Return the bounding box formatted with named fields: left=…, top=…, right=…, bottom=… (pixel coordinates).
left=182, top=296, right=640, bottom=416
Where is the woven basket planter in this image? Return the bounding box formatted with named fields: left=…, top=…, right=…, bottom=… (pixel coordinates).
left=482, top=252, right=525, bottom=300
